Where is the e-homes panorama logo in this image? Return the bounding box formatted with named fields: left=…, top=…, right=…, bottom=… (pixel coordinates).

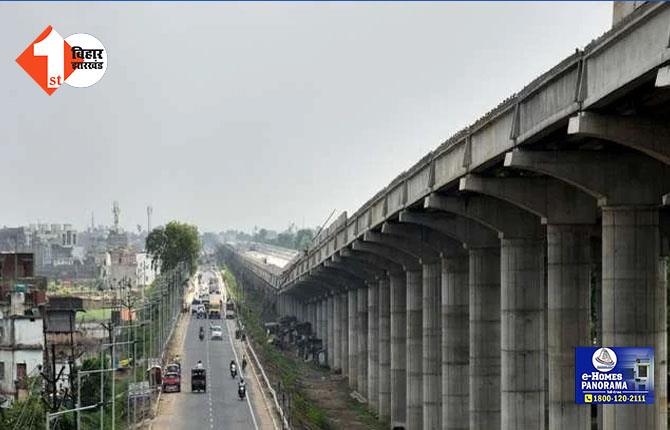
left=16, top=25, right=107, bottom=95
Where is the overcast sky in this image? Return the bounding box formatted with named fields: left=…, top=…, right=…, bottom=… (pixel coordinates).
left=1, top=2, right=611, bottom=233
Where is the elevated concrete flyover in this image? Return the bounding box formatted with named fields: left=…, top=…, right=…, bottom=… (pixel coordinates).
left=217, top=244, right=284, bottom=315
left=278, top=3, right=670, bottom=430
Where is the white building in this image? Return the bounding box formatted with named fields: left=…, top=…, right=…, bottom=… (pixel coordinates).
left=0, top=315, right=43, bottom=407
left=135, top=253, right=158, bottom=287
left=100, top=250, right=158, bottom=289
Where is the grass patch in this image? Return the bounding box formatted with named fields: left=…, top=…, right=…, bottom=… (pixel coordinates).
left=77, top=308, right=112, bottom=322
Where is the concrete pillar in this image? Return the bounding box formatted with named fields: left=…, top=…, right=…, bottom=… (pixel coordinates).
left=348, top=289, right=358, bottom=388
left=368, top=281, right=380, bottom=412
left=316, top=300, right=322, bottom=342
left=601, top=207, right=667, bottom=430
left=442, top=254, right=469, bottom=430
left=322, top=299, right=328, bottom=351
left=407, top=269, right=423, bottom=430
left=324, top=299, right=329, bottom=342
left=423, top=261, right=441, bottom=430
left=341, top=292, right=349, bottom=377
left=312, top=302, right=318, bottom=333
left=309, top=302, right=315, bottom=333
left=328, top=296, right=334, bottom=367
left=391, top=272, right=407, bottom=428
left=379, top=276, right=391, bottom=420
left=333, top=293, right=342, bottom=371
left=501, top=237, right=545, bottom=430
left=657, top=256, right=668, bottom=427
left=547, top=225, right=591, bottom=430
left=357, top=286, right=368, bottom=396
left=469, top=247, right=501, bottom=430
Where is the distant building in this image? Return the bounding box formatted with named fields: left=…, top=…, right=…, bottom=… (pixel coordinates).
left=0, top=315, right=43, bottom=407
left=106, top=230, right=129, bottom=250
left=0, top=252, right=46, bottom=408
left=0, top=253, right=47, bottom=314
left=136, top=253, right=157, bottom=287
left=0, top=228, right=29, bottom=253
left=42, top=297, right=91, bottom=397
left=100, top=249, right=158, bottom=290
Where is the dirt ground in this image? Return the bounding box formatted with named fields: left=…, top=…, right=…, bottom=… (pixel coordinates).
left=281, top=351, right=384, bottom=430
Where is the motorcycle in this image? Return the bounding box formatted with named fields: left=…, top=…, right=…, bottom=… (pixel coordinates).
left=238, top=382, right=246, bottom=400
left=199, top=327, right=204, bottom=341
left=230, top=364, right=237, bottom=379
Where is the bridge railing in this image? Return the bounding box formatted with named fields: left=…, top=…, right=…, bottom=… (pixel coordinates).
left=219, top=244, right=283, bottom=291
left=280, top=2, right=670, bottom=289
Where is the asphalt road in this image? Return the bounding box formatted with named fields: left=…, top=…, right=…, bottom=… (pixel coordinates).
left=157, top=271, right=259, bottom=430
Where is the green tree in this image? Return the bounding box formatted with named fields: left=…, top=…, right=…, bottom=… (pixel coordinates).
left=0, top=377, right=46, bottom=430
left=146, top=221, right=201, bottom=275
left=294, top=228, right=314, bottom=250
left=276, top=231, right=294, bottom=249
left=79, top=357, right=110, bottom=408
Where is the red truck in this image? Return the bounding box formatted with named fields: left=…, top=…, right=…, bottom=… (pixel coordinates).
left=162, top=363, right=181, bottom=393
left=162, top=372, right=181, bottom=392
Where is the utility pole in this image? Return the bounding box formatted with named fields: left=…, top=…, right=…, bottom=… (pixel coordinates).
left=147, top=206, right=153, bottom=234
left=76, top=366, right=116, bottom=430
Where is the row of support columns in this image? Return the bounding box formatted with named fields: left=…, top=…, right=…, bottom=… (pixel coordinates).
left=277, top=144, right=669, bottom=430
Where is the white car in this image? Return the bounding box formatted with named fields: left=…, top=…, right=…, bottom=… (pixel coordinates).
left=210, top=325, right=223, bottom=340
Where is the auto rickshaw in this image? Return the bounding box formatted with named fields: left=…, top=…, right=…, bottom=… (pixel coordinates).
left=191, top=368, right=206, bottom=392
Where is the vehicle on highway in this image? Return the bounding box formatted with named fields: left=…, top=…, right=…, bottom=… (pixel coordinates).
left=199, top=326, right=205, bottom=341
left=230, top=361, right=237, bottom=378
left=209, top=293, right=222, bottom=319
left=192, top=303, right=206, bottom=316
left=162, top=371, right=181, bottom=393
left=200, top=295, right=210, bottom=310
left=210, top=324, right=223, bottom=340
left=225, top=300, right=236, bottom=319
left=191, top=368, right=206, bottom=393
left=190, top=298, right=202, bottom=314
left=166, top=362, right=181, bottom=375
left=238, top=379, right=246, bottom=400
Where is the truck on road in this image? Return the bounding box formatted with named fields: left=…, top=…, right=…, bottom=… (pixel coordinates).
left=209, top=294, right=222, bottom=319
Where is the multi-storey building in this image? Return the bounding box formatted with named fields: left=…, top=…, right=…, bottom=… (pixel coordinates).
left=0, top=252, right=46, bottom=408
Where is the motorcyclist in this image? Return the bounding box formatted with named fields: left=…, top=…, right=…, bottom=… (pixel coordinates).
left=199, top=326, right=204, bottom=340
left=238, top=378, right=246, bottom=400
left=230, top=360, right=237, bottom=378
left=196, top=360, right=204, bottom=369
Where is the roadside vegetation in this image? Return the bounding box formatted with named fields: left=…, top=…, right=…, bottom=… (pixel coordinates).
left=146, top=221, right=201, bottom=275
left=221, top=224, right=316, bottom=251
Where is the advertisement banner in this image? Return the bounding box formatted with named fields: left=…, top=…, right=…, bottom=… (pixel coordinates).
left=575, top=347, right=654, bottom=404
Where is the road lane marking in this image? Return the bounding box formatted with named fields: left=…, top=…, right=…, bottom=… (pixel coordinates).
left=206, top=330, right=214, bottom=428
left=224, top=313, right=260, bottom=430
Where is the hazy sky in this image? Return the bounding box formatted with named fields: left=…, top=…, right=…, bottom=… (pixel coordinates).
left=1, top=2, right=611, bottom=233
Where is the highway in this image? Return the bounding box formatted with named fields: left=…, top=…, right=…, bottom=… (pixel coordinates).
left=151, top=269, right=262, bottom=430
